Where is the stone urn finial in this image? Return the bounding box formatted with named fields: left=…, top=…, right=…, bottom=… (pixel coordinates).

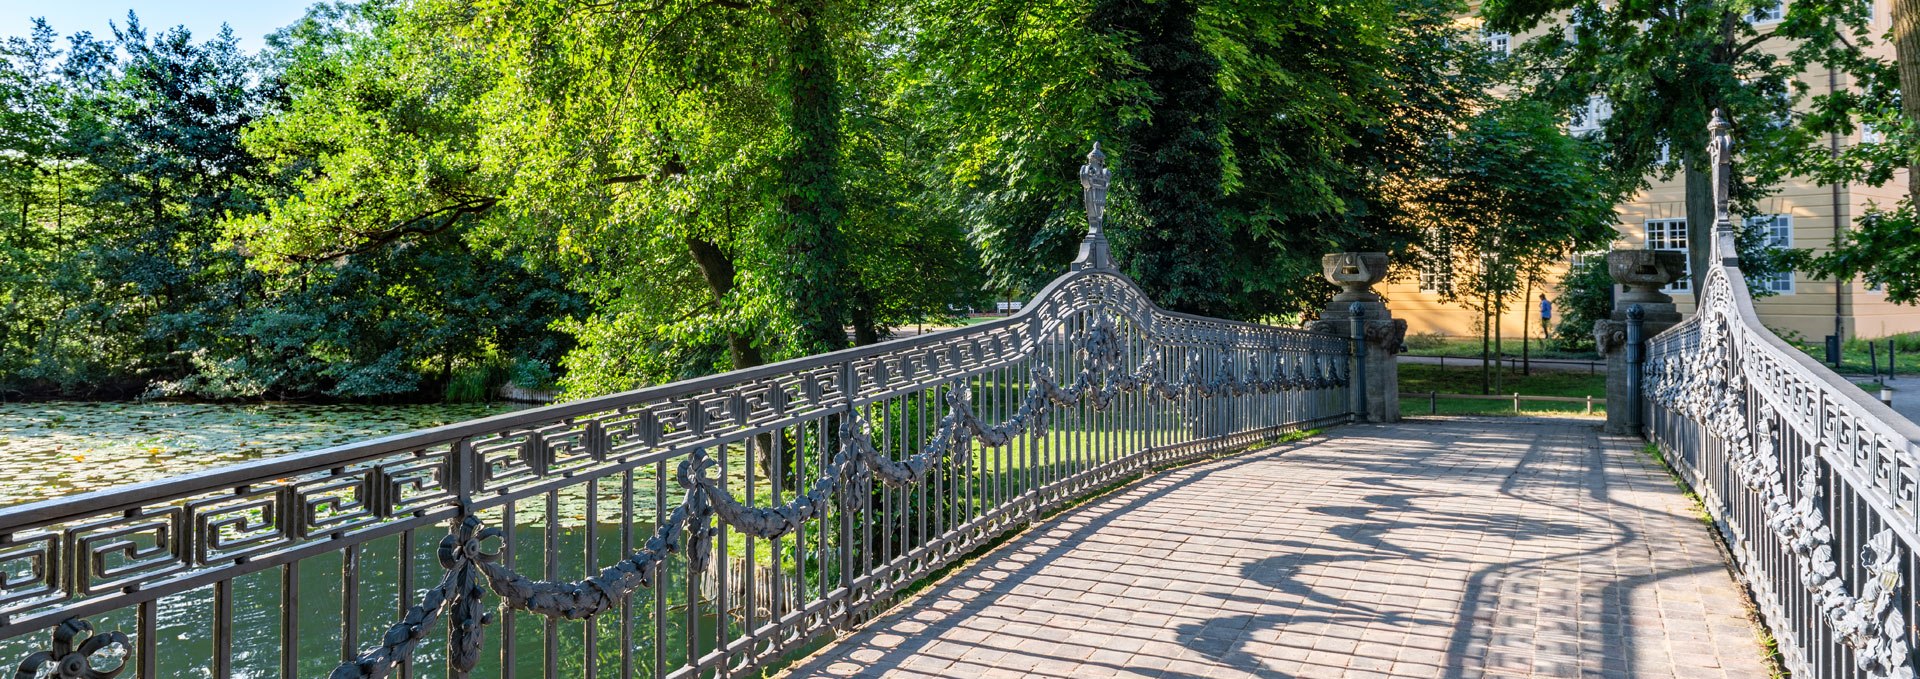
left=1322, top=252, right=1390, bottom=304
left=1606, top=249, right=1687, bottom=304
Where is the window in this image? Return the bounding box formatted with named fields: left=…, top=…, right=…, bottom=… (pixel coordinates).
left=1745, top=214, right=1795, bottom=293
left=1862, top=122, right=1883, bottom=144
left=1571, top=95, right=1612, bottom=136
left=1483, top=31, right=1511, bottom=57
left=1646, top=218, right=1691, bottom=293
left=1656, top=141, right=1672, bottom=166
left=1750, top=0, right=1783, bottom=23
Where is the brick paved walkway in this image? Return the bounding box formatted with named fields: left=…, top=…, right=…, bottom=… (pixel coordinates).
left=783, top=417, right=1772, bottom=678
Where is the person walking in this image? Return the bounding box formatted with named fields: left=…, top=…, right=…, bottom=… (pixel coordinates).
left=1538, top=294, right=1553, bottom=340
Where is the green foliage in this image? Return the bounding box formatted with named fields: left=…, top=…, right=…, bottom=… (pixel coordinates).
left=1405, top=99, right=1618, bottom=320
left=1482, top=0, right=1842, bottom=281
left=1090, top=0, right=1232, bottom=316
left=1, top=0, right=1632, bottom=402
left=508, top=358, right=557, bottom=391
left=1551, top=257, right=1615, bottom=351
left=443, top=359, right=506, bottom=403
left=0, top=11, right=584, bottom=400
left=892, top=0, right=1592, bottom=321
left=772, top=0, right=853, bottom=352
left=1811, top=206, right=1920, bottom=304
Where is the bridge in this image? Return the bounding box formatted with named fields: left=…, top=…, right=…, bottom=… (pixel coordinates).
left=1, top=123, right=1914, bottom=679
left=785, top=418, right=1771, bottom=678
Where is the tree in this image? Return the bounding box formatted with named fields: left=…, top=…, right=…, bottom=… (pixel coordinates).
left=1482, top=0, right=1835, bottom=287
left=1396, top=100, right=1619, bottom=391
left=235, top=0, right=974, bottom=396
left=1087, top=0, right=1232, bottom=316
left=0, top=10, right=586, bottom=400
left=888, top=0, right=1519, bottom=322
left=1551, top=257, right=1616, bottom=351
left=1792, top=0, right=1920, bottom=303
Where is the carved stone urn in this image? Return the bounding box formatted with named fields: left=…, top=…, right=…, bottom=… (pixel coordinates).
left=1309, top=252, right=1403, bottom=423
left=1322, top=252, right=1391, bottom=305
left=1606, top=249, right=1687, bottom=306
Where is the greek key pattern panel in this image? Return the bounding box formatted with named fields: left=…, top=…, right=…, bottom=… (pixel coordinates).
left=1645, top=241, right=1919, bottom=678
left=0, top=440, right=462, bottom=625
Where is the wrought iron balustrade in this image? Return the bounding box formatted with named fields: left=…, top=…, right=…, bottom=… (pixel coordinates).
left=1643, top=112, right=1920, bottom=679
left=0, top=146, right=1354, bottom=678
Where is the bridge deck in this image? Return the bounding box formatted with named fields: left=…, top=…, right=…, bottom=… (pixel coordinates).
left=784, top=417, right=1772, bottom=678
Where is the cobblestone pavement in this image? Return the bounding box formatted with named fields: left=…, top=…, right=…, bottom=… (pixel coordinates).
left=782, top=417, right=1772, bottom=678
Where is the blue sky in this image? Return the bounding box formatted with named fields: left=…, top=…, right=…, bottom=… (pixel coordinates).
left=1, top=1, right=315, bottom=52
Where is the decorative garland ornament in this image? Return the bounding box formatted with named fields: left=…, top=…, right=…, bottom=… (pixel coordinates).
left=1642, top=110, right=1914, bottom=679
left=331, top=311, right=1341, bottom=677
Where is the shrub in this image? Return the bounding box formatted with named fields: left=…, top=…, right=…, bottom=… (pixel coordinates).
left=1551, top=258, right=1614, bottom=352
left=444, top=359, right=507, bottom=403
left=1404, top=332, right=1451, bottom=352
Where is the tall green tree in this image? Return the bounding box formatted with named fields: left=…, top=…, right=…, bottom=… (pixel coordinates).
left=236, top=0, right=974, bottom=396
left=1401, top=100, right=1620, bottom=389
left=0, top=11, right=585, bottom=399
left=1483, top=0, right=1833, bottom=285
left=1088, top=0, right=1232, bottom=316
left=888, top=0, right=1522, bottom=322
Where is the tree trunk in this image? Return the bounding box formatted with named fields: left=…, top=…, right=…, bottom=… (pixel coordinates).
left=1897, top=0, right=1920, bottom=196
left=1684, top=158, right=1714, bottom=293
left=684, top=235, right=764, bottom=370
left=850, top=302, right=880, bottom=346
left=1088, top=0, right=1231, bottom=317
left=1494, top=294, right=1504, bottom=393
left=1522, top=276, right=1533, bottom=376
left=1481, top=289, right=1492, bottom=395
left=775, top=0, right=850, bottom=354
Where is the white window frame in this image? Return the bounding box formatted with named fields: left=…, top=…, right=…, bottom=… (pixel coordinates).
left=1745, top=214, right=1795, bottom=294
left=1571, top=95, right=1612, bottom=136
left=1750, top=0, right=1784, bottom=23
left=1645, top=218, right=1691, bottom=293
left=1482, top=31, right=1511, bottom=57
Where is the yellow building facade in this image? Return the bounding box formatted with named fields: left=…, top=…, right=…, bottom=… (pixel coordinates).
left=1388, top=4, right=1920, bottom=342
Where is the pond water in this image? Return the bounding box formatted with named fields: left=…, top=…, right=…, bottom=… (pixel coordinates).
left=0, top=400, right=534, bottom=506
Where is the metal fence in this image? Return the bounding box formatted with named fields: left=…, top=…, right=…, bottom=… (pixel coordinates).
left=1643, top=113, right=1920, bottom=679
left=0, top=146, right=1354, bottom=679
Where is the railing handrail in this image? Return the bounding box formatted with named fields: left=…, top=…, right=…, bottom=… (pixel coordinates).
left=1696, top=228, right=1920, bottom=443
left=1642, top=111, right=1920, bottom=679
left=0, top=264, right=1345, bottom=534
left=0, top=145, right=1360, bottom=679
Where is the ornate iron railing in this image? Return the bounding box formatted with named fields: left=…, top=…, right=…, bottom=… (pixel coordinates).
left=0, top=146, right=1354, bottom=678
left=1644, top=112, right=1920, bottom=679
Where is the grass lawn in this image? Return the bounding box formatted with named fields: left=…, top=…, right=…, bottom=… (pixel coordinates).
left=1782, top=332, right=1920, bottom=376
left=1397, top=362, right=1607, bottom=417
left=1402, top=335, right=1600, bottom=361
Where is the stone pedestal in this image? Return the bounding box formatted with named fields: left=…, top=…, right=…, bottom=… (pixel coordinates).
left=1308, top=253, right=1406, bottom=423
left=1599, top=250, right=1686, bottom=434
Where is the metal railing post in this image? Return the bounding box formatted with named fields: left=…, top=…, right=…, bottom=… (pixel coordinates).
left=837, top=359, right=857, bottom=629
left=1350, top=302, right=1367, bottom=423
left=1625, top=304, right=1645, bottom=434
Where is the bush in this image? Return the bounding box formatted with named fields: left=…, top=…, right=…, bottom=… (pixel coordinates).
left=1551, top=258, right=1614, bottom=352
left=1404, top=332, right=1451, bottom=352
left=444, top=359, right=508, bottom=403
left=508, top=358, right=558, bottom=390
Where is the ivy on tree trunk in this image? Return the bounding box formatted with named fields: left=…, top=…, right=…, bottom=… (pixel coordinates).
left=1089, top=0, right=1233, bottom=318
left=774, top=0, right=851, bottom=355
